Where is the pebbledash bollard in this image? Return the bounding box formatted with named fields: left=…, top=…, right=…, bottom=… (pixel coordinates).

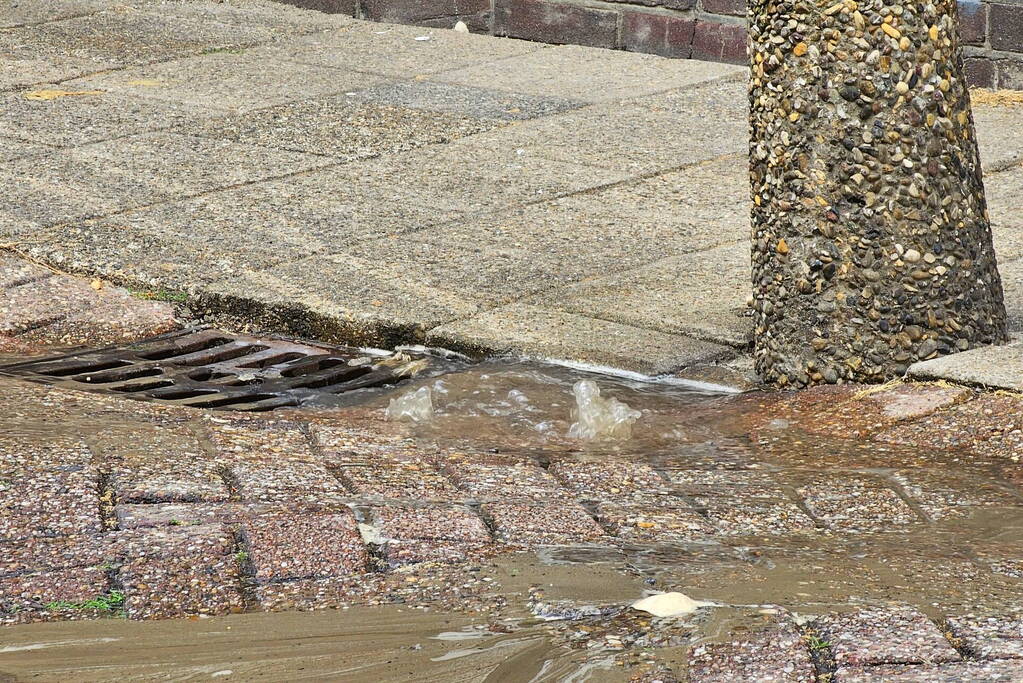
left=748, top=0, right=1009, bottom=387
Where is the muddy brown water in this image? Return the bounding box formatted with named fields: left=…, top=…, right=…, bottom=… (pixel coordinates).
left=3, top=357, right=1023, bottom=680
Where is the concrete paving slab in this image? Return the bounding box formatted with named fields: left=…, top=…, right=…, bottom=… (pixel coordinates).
left=20, top=6, right=275, bottom=67
left=180, top=93, right=502, bottom=159
left=152, top=0, right=352, bottom=35
left=435, top=43, right=744, bottom=103
left=0, top=88, right=212, bottom=148
left=427, top=303, right=734, bottom=374
left=15, top=168, right=463, bottom=288
left=0, top=0, right=109, bottom=28
left=994, top=258, right=1023, bottom=332
left=909, top=340, right=1023, bottom=391
left=0, top=132, right=331, bottom=233
left=974, top=103, right=1023, bottom=172
left=349, top=80, right=585, bottom=121
left=332, top=238, right=572, bottom=305
left=0, top=34, right=119, bottom=91
left=534, top=242, right=752, bottom=347
left=247, top=21, right=546, bottom=79
left=67, top=52, right=387, bottom=113
left=451, top=80, right=745, bottom=174
left=330, top=141, right=627, bottom=214
left=0, top=136, right=54, bottom=162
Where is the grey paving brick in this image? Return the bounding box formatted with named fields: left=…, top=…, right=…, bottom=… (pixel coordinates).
left=1, top=0, right=109, bottom=28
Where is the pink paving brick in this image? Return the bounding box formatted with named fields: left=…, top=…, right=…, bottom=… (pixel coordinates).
left=688, top=622, right=815, bottom=682
left=441, top=461, right=564, bottom=501
left=240, top=510, right=370, bottom=582
left=811, top=606, right=961, bottom=667
left=481, top=502, right=607, bottom=547
left=0, top=467, right=101, bottom=541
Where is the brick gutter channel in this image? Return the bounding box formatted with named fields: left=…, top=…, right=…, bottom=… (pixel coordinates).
left=276, top=0, right=1023, bottom=89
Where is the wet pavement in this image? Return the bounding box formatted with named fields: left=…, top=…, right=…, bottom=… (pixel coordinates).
left=4, top=349, right=1023, bottom=680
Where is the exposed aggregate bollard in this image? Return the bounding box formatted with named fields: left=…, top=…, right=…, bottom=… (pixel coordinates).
left=749, top=0, right=1008, bottom=386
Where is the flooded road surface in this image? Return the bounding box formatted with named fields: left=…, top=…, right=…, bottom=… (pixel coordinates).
left=3, top=357, right=1023, bottom=680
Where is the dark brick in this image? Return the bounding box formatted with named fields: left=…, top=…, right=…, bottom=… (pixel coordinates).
left=691, top=20, right=747, bottom=65
left=958, top=0, right=987, bottom=46
left=990, top=3, right=1023, bottom=52
left=494, top=0, right=620, bottom=49
left=666, top=14, right=697, bottom=56
left=362, top=0, right=488, bottom=24
left=996, top=57, right=1023, bottom=90
left=702, top=0, right=746, bottom=17
left=624, top=11, right=666, bottom=54
left=603, top=0, right=693, bottom=7
left=965, top=56, right=996, bottom=88
left=276, top=0, right=357, bottom=15
left=623, top=12, right=695, bottom=58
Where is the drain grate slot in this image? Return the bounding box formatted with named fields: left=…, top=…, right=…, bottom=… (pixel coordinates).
left=0, top=327, right=436, bottom=412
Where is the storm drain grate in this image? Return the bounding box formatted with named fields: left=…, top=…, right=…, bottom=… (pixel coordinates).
left=0, top=328, right=432, bottom=411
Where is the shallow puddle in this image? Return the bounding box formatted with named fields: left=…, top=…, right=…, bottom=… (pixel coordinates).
left=3, top=354, right=1023, bottom=680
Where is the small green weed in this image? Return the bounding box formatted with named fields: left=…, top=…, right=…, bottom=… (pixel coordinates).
left=46, top=590, right=125, bottom=612
left=806, top=635, right=831, bottom=652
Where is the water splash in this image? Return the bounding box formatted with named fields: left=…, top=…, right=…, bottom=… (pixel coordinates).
left=567, top=380, right=641, bottom=440
left=386, top=386, right=434, bottom=422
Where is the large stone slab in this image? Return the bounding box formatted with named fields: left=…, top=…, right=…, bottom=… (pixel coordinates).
left=331, top=140, right=626, bottom=214
left=65, top=52, right=387, bottom=113
left=435, top=43, right=744, bottom=102
left=427, top=303, right=734, bottom=374
left=0, top=132, right=332, bottom=235
left=535, top=242, right=752, bottom=347
left=10, top=6, right=275, bottom=68
left=247, top=20, right=545, bottom=78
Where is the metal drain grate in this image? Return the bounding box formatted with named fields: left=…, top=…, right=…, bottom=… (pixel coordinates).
left=0, top=328, right=432, bottom=411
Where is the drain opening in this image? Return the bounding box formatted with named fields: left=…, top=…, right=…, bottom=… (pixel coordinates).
left=0, top=327, right=437, bottom=412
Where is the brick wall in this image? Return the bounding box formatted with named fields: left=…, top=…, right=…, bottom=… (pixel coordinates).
left=276, top=0, right=1023, bottom=89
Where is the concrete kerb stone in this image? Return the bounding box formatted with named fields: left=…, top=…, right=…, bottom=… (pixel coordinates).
left=425, top=302, right=735, bottom=375
left=533, top=242, right=753, bottom=348
left=909, top=339, right=1023, bottom=392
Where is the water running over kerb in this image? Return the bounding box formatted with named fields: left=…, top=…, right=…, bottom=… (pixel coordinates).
left=385, top=375, right=645, bottom=441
